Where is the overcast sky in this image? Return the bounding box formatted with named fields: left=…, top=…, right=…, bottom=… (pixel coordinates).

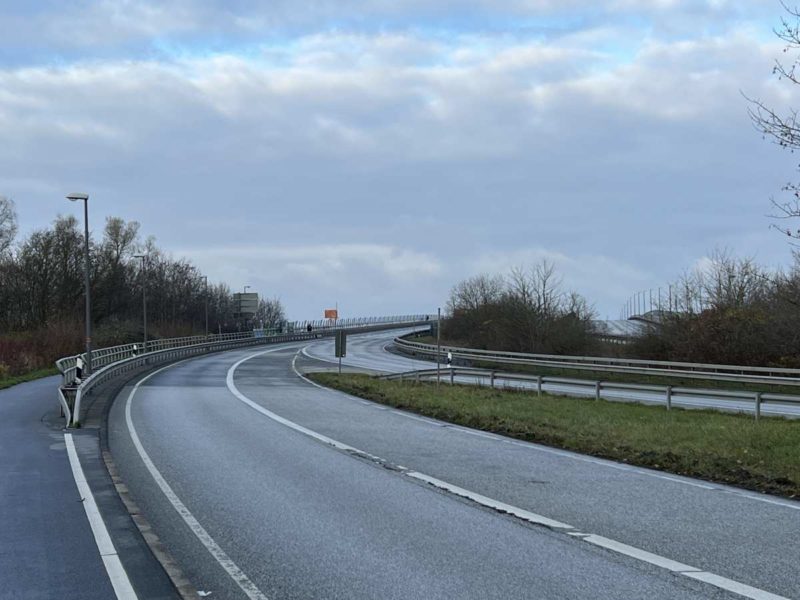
left=3, top=1, right=799, bottom=319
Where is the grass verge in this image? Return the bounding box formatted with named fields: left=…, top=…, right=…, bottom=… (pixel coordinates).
left=0, top=367, right=59, bottom=391
left=310, top=372, right=800, bottom=499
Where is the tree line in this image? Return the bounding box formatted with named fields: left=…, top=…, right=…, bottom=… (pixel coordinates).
left=443, top=251, right=800, bottom=368
left=0, top=197, right=284, bottom=376
left=443, top=261, right=597, bottom=356
left=629, top=251, right=800, bottom=367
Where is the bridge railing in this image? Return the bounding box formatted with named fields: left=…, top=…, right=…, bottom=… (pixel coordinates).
left=380, top=367, right=800, bottom=420
left=57, top=315, right=433, bottom=426
left=393, top=337, right=800, bottom=387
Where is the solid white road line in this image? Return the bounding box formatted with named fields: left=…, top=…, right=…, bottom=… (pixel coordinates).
left=404, top=471, right=574, bottom=530
left=581, top=535, right=700, bottom=573
left=682, top=572, right=791, bottom=600
left=65, top=433, right=137, bottom=600
left=126, top=359, right=271, bottom=600
left=301, top=337, right=800, bottom=511
left=230, top=347, right=792, bottom=600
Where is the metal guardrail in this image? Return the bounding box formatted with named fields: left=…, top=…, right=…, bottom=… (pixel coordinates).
left=393, top=337, right=800, bottom=387
left=57, top=315, right=432, bottom=426
left=380, top=367, right=800, bottom=420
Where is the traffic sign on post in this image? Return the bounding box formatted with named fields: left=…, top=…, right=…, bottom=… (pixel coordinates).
left=335, top=330, right=346, bottom=375
left=335, top=330, right=346, bottom=358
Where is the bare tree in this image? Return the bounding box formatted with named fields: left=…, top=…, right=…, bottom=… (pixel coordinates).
left=0, top=196, right=17, bottom=254
left=444, top=261, right=595, bottom=354
left=253, top=297, right=286, bottom=328
left=748, top=3, right=800, bottom=237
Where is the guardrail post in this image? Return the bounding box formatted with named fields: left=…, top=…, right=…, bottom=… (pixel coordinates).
left=490, top=371, right=495, bottom=388
left=450, top=368, right=454, bottom=385
left=755, top=391, right=761, bottom=421
left=415, top=371, right=420, bottom=383
left=595, top=381, right=601, bottom=401
left=666, top=386, right=672, bottom=411
left=537, top=375, right=542, bottom=397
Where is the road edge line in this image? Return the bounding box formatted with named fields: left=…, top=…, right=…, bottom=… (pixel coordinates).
left=125, top=360, right=271, bottom=600
left=231, top=348, right=792, bottom=600
left=65, top=433, right=138, bottom=600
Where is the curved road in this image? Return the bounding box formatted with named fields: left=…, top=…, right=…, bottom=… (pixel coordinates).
left=303, top=329, right=800, bottom=417
left=108, top=331, right=800, bottom=599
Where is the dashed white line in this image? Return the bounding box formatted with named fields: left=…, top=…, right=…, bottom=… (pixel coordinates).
left=65, top=433, right=137, bottom=600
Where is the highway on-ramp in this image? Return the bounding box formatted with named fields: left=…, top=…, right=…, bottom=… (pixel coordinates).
left=107, top=330, right=800, bottom=599
left=303, top=329, right=800, bottom=417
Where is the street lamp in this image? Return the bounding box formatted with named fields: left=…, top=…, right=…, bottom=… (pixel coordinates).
left=133, top=254, right=148, bottom=353
left=67, top=193, right=92, bottom=374
left=201, top=276, right=209, bottom=338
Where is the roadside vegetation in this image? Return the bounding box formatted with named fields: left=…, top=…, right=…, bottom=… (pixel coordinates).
left=311, top=373, right=800, bottom=499
left=0, top=367, right=59, bottom=391
left=0, top=196, right=285, bottom=385
left=442, top=251, right=800, bottom=376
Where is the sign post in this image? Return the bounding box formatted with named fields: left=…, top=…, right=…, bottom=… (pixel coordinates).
left=335, top=330, right=347, bottom=375
left=436, top=307, right=441, bottom=387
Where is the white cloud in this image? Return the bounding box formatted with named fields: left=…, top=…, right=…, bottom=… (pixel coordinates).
left=2, top=4, right=797, bottom=320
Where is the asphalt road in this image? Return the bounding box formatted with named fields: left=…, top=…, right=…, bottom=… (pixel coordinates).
left=108, top=332, right=800, bottom=599
left=303, top=329, right=800, bottom=417
left=0, top=376, right=116, bottom=600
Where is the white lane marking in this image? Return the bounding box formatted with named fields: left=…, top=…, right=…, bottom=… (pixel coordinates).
left=126, top=360, right=272, bottom=600
left=390, top=411, right=441, bottom=426
left=303, top=337, right=800, bottom=509
left=581, top=535, right=700, bottom=573
left=404, top=471, right=573, bottom=530
left=230, top=349, right=792, bottom=600
left=232, top=350, right=387, bottom=464
left=291, top=351, right=329, bottom=390
left=65, top=433, right=137, bottom=600
left=683, top=572, right=791, bottom=600
left=445, top=426, right=502, bottom=441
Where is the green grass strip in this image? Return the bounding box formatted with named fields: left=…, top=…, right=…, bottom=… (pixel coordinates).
left=310, top=373, right=800, bottom=499
left=0, top=367, right=59, bottom=391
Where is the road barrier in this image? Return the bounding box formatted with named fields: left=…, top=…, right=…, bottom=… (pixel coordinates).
left=393, top=336, right=800, bottom=388
left=56, top=315, right=432, bottom=426
left=380, top=367, right=800, bottom=420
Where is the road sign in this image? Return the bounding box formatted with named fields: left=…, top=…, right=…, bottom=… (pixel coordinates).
left=335, top=330, right=346, bottom=358
left=233, top=292, right=259, bottom=317
left=325, top=309, right=338, bottom=319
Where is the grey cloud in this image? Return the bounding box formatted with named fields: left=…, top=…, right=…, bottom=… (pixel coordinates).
left=1, top=20, right=797, bottom=318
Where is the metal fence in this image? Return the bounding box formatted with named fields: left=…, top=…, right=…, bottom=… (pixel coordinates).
left=393, top=336, right=800, bottom=387
left=57, top=315, right=432, bottom=426
left=381, top=367, right=800, bottom=420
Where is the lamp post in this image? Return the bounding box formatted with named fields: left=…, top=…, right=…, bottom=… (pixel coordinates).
left=133, top=254, right=148, bottom=353
left=201, top=276, right=209, bottom=338
left=67, top=193, right=92, bottom=374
